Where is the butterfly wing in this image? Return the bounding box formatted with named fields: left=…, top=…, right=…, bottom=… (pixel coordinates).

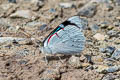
left=48, top=25, right=86, bottom=54
left=42, top=16, right=86, bottom=54
left=68, top=16, right=88, bottom=30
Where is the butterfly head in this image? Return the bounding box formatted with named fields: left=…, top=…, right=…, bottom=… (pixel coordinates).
left=38, top=41, right=44, bottom=53
left=38, top=40, right=52, bottom=54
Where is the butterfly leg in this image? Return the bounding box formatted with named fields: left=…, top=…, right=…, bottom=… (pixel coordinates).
left=58, top=56, right=64, bottom=63
left=44, top=55, right=49, bottom=64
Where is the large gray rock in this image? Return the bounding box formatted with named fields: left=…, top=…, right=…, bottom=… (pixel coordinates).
left=77, top=3, right=97, bottom=18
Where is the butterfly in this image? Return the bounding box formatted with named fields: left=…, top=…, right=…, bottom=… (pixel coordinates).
left=40, top=16, right=86, bottom=62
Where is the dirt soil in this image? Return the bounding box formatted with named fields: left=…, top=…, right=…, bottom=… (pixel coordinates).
left=0, top=0, right=120, bottom=80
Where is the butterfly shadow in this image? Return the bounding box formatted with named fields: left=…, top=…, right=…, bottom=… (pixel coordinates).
left=43, top=54, right=72, bottom=62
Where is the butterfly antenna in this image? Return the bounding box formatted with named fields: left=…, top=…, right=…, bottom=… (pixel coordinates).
left=60, top=8, right=63, bottom=18
left=18, top=27, right=32, bottom=38
left=33, top=46, right=38, bottom=55
left=45, top=54, right=49, bottom=65
left=18, top=27, right=41, bottom=55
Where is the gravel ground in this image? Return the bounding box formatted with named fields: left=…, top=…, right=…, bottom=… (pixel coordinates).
left=0, top=0, right=120, bottom=80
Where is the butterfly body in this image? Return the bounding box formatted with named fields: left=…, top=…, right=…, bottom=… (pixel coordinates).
left=41, top=16, right=87, bottom=55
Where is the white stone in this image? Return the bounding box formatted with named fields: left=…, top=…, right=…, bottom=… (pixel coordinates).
left=93, top=33, right=105, bottom=40
left=59, top=2, right=74, bottom=8
left=0, top=37, right=25, bottom=44
left=68, top=56, right=82, bottom=68
left=0, top=37, right=35, bottom=44
left=10, top=10, right=36, bottom=19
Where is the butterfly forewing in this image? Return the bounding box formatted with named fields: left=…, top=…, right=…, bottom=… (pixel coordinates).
left=48, top=25, right=85, bottom=54
left=68, top=16, right=87, bottom=30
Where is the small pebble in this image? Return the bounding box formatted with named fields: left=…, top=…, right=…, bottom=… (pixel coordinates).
left=106, top=65, right=120, bottom=73
left=107, top=26, right=114, bottom=30
left=41, top=68, right=60, bottom=80
left=16, top=48, right=30, bottom=56
left=68, top=56, right=82, bottom=68
left=49, top=8, right=56, bottom=13
left=99, top=46, right=115, bottom=55
left=107, top=30, right=118, bottom=37
left=77, top=3, right=97, bottom=17
left=111, top=49, right=120, bottom=60
left=102, top=73, right=118, bottom=80
left=105, top=4, right=113, bottom=11
left=94, top=65, right=108, bottom=73
left=18, top=60, right=28, bottom=65
left=81, top=63, right=91, bottom=67
left=31, top=0, right=44, bottom=7
left=90, top=24, right=100, bottom=33
left=105, top=46, right=115, bottom=54
left=59, top=2, right=75, bottom=8
left=113, top=21, right=120, bottom=27
left=94, top=65, right=120, bottom=73
left=99, top=48, right=106, bottom=53
left=8, top=0, right=16, bottom=3
left=100, top=21, right=109, bottom=28
left=85, top=55, right=92, bottom=63
left=93, top=33, right=105, bottom=41
left=115, top=39, right=120, bottom=44
left=92, top=56, right=104, bottom=63
left=116, top=16, right=120, bottom=20
left=39, top=24, right=47, bottom=30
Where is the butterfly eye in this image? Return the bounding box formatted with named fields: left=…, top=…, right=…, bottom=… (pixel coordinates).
left=36, top=40, right=43, bottom=47
left=40, top=41, right=44, bottom=46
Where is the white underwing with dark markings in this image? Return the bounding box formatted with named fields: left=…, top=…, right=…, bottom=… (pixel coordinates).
left=40, top=16, right=86, bottom=55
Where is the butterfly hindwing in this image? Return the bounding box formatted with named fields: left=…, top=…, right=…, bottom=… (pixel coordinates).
left=48, top=25, right=85, bottom=54
left=42, top=16, right=86, bottom=54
